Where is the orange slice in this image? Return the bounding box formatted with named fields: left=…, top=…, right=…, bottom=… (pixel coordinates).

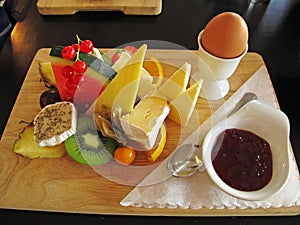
left=143, top=56, right=164, bottom=87
left=144, top=123, right=167, bottom=162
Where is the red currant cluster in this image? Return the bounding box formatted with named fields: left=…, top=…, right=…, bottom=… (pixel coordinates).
left=61, top=36, right=94, bottom=90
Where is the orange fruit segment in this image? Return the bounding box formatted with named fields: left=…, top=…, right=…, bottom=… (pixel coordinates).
left=144, top=123, right=167, bottom=162
left=143, top=56, right=164, bottom=87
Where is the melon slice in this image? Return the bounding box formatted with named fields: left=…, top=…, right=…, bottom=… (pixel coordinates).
left=49, top=45, right=116, bottom=113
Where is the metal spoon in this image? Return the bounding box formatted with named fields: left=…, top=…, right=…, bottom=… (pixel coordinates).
left=168, top=92, right=258, bottom=177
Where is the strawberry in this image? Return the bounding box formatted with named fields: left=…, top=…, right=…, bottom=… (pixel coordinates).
left=124, top=45, right=137, bottom=56
left=112, top=50, right=122, bottom=64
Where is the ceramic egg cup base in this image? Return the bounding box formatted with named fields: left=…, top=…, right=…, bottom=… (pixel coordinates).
left=200, top=79, right=230, bottom=100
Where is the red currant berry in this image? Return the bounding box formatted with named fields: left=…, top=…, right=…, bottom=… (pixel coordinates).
left=73, top=74, right=85, bottom=85
left=66, top=79, right=77, bottom=90
left=61, top=46, right=76, bottom=60
left=74, top=60, right=88, bottom=73
left=72, top=43, right=79, bottom=51
left=61, top=65, right=74, bottom=79
left=80, top=40, right=94, bottom=53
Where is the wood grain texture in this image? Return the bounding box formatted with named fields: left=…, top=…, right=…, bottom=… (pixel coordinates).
left=0, top=48, right=299, bottom=216
left=36, top=0, right=162, bottom=15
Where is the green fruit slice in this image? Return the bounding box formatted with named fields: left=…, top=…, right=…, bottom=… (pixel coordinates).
left=65, top=116, right=118, bottom=166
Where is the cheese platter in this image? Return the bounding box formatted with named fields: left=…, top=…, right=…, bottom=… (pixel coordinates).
left=0, top=46, right=299, bottom=216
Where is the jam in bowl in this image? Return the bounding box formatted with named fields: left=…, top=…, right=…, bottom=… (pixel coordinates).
left=202, top=100, right=291, bottom=200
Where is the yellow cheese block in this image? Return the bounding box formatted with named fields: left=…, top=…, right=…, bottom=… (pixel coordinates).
left=168, top=79, right=203, bottom=127
left=95, top=44, right=147, bottom=116
left=120, top=95, right=170, bottom=150
left=158, top=62, right=191, bottom=101
left=138, top=68, right=157, bottom=98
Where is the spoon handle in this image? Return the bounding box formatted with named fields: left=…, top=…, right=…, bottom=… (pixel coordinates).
left=226, top=92, right=257, bottom=118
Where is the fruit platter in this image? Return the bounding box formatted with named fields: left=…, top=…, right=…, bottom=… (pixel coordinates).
left=1, top=22, right=300, bottom=215
left=9, top=37, right=223, bottom=186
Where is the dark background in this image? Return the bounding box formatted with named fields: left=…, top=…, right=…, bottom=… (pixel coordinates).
left=1, top=0, right=299, bottom=224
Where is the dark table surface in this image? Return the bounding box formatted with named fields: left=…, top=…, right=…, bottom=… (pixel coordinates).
left=1, top=0, right=299, bottom=224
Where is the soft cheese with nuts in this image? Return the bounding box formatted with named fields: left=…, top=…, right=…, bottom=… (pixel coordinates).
left=34, top=101, right=77, bottom=147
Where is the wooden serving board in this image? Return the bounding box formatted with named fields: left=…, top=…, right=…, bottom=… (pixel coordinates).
left=0, top=48, right=299, bottom=216
left=36, top=0, right=162, bottom=15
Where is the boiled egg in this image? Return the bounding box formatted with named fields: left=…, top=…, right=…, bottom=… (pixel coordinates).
left=201, top=12, right=248, bottom=59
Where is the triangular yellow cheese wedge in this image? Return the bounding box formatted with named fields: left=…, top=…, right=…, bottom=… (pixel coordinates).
left=138, top=68, right=156, bottom=98
left=95, top=44, right=147, bottom=115
left=168, top=79, right=203, bottom=127
left=158, top=62, right=191, bottom=101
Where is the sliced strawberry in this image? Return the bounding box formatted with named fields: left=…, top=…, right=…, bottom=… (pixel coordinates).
left=112, top=52, right=120, bottom=64
left=124, top=45, right=137, bottom=56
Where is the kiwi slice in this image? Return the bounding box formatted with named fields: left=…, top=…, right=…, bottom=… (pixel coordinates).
left=65, top=116, right=118, bottom=165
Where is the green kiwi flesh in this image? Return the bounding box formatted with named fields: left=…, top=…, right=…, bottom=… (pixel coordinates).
left=65, top=116, right=118, bottom=165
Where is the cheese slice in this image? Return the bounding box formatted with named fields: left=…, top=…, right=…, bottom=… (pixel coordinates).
left=138, top=67, right=157, bottom=98
left=120, top=95, right=170, bottom=150
left=158, top=62, right=191, bottom=101
left=33, top=101, right=77, bottom=147
left=112, top=51, right=156, bottom=98
left=168, top=79, right=203, bottom=127
left=95, top=44, right=147, bottom=116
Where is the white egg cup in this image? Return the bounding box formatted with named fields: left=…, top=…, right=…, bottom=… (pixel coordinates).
left=196, top=30, right=248, bottom=100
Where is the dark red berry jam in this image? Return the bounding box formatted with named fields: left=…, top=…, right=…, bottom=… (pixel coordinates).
left=212, top=128, right=272, bottom=191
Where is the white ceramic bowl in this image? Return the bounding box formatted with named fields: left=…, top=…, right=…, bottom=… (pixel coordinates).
left=202, top=100, right=291, bottom=200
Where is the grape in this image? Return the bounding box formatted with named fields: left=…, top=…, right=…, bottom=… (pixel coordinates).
left=39, top=89, right=62, bottom=108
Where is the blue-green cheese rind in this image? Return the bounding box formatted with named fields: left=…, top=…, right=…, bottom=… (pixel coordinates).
left=33, top=101, right=77, bottom=147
